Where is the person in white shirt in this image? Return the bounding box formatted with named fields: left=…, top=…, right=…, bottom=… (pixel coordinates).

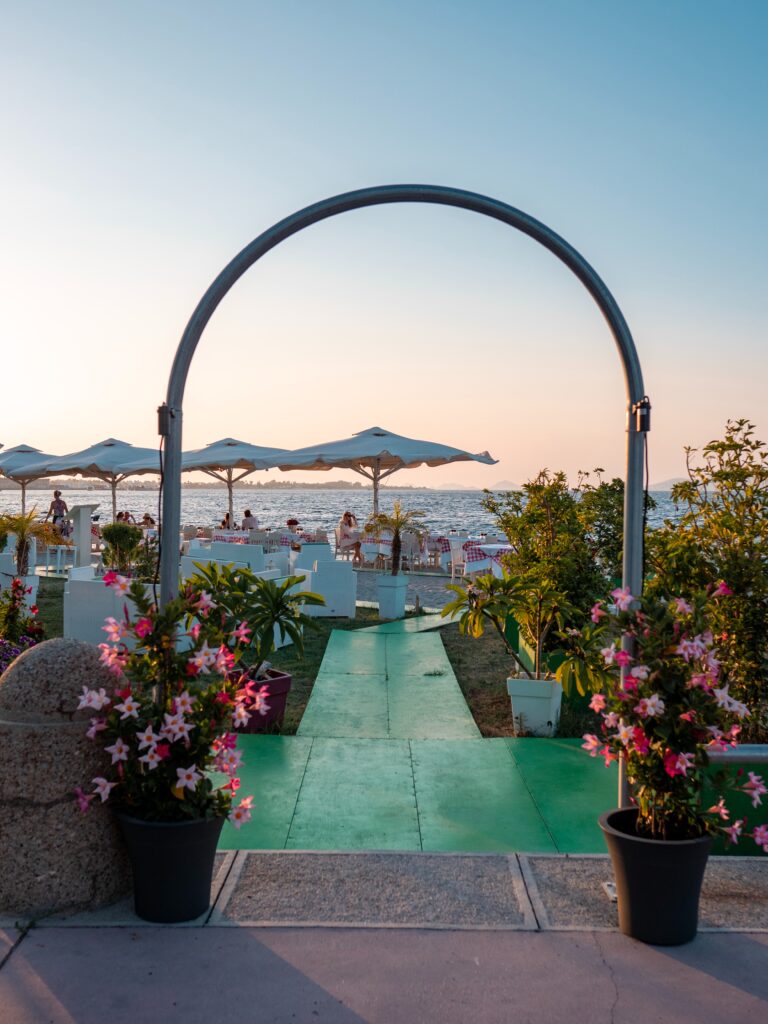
left=338, top=511, right=362, bottom=567
left=241, top=509, right=259, bottom=530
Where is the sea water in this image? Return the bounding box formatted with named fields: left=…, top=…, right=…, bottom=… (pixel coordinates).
left=1, top=487, right=681, bottom=535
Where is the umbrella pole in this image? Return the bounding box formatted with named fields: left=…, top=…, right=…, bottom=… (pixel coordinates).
left=21, top=481, right=26, bottom=515
left=372, top=461, right=380, bottom=517
left=112, top=481, right=117, bottom=522
left=228, top=469, right=234, bottom=527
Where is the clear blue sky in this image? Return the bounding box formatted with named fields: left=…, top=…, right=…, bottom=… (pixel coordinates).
left=3, top=0, right=766, bottom=486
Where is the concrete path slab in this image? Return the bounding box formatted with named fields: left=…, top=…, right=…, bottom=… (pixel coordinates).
left=218, top=735, right=313, bottom=851
left=507, top=737, right=617, bottom=852
left=2, top=926, right=766, bottom=1023
left=317, top=631, right=387, bottom=675
left=286, top=738, right=421, bottom=850
left=298, top=629, right=479, bottom=740
left=387, top=676, right=480, bottom=739
left=297, top=674, right=390, bottom=738
left=412, top=739, right=557, bottom=852
left=364, top=613, right=446, bottom=634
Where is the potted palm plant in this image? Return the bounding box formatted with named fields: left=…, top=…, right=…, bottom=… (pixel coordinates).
left=0, top=510, right=62, bottom=609
left=187, top=562, right=324, bottom=732
left=367, top=500, right=426, bottom=620
left=578, top=584, right=767, bottom=944
left=442, top=572, right=575, bottom=735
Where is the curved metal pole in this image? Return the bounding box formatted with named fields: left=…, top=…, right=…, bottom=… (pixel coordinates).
left=160, top=187, right=649, bottom=689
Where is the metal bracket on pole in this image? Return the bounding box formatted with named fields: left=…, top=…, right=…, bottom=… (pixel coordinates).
left=157, top=403, right=172, bottom=437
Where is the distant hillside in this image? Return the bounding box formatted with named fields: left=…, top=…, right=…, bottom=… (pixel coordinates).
left=650, top=477, right=686, bottom=491
left=489, top=480, right=520, bottom=491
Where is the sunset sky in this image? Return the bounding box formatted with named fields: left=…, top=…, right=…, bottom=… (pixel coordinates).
left=3, top=1, right=766, bottom=488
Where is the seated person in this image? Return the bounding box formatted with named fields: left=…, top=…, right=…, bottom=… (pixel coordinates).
left=241, top=509, right=259, bottom=531
left=338, top=510, right=362, bottom=567
left=141, top=512, right=156, bottom=527
left=220, top=512, right=237, bottom=530
left=286, top=518, right=300, bottom=533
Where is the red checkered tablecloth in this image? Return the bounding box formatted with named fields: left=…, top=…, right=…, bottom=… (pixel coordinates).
left=212, top=531, right=249, bottom=544
left=463, top=541, right=490, bottom=565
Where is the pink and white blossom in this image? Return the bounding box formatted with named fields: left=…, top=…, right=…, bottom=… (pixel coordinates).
left=114, top=696, right=140, bottom=719
left=742, top=772, right=767, bottom=809
left=139, top=748, right=162, bottom=770
left=136, top=725, right=160, bottom=750
left=92, top=777, right=117, bottom=802
left=102, top=616, right=129, bottom=642
left=86, top=717, right=107, bottom=740
left=589, top=694, right=606, bottom=713
left=610, top=587, right=634, bottom=612
left=176, top=765, right=202, bottom=791
left=723, top=819, right=744, bottom=845
left=105, top=737, right=130, bottom=764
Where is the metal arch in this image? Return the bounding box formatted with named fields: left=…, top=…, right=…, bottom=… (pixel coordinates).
left=160, top=184, right=648, bottom=618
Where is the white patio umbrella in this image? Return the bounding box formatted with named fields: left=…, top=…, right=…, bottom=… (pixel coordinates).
left=0, top=444, right=60, bottom=514
left=27, top=438, right=163, bottom=521
left=181, top=438, right=289, bottom=525
left=273, top=426, right=498, bottom=515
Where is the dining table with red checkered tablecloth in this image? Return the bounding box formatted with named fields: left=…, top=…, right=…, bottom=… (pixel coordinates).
left=211, top=530, right=249, bottom=544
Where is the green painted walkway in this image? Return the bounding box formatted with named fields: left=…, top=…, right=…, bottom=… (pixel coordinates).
left=220, top=619, right=618, bottom=853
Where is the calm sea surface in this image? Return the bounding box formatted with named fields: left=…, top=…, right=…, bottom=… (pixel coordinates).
left=1, top=487, right=680, bottom=534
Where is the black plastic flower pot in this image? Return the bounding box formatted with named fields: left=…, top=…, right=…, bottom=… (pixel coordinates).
left=116, top=813, right=224, bottom=923
left=599, top=807, right=712, bottom=946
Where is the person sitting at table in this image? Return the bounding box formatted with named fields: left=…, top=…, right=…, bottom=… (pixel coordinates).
left=286, top=518, right=300, bottom=533
left=141, top=513, right=156, bottom=528
left=338, top=510, right=362, bottom=567
left=221, top=512, right=237, bottom=530
left=241, top=509, right=259, bottom=530
left=122, top=511, right=136, bottom=524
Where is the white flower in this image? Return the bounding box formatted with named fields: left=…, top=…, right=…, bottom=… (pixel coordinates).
left=105, top=737, right=130, bottom=763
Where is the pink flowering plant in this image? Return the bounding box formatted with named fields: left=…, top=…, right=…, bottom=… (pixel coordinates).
left=577, top=584, right=767, bottom=849
left=75, top=573, right=260, bottom=827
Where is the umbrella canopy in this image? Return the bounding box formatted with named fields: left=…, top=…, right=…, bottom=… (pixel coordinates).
left=181, top=438, right=288, bottom=524
left=27, top=438, right=162, bottom=521
left=273, top=426, right=497, bottom=515
left=0, top=444, right=59, bottom=514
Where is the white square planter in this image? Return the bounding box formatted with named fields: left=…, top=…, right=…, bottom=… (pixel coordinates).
left=377, top=573, right=408, bottom=620
left=506, top=676, right=562, bottom=737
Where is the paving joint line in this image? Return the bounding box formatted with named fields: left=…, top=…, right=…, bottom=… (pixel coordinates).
left=0, top=922, right=32, bottom=972
left=282, top=736, right=315, bottom=849
left=504, top=742, right=559, bottom=853
left=407, top=740, right=424, bottom=852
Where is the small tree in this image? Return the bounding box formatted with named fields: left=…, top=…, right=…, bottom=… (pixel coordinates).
left=646, top=419, right=768, bottom=739
left=480, top=471, right=607, bottom=669
left=576, top=470, right=655, bottom=584
left=0, top=510, right=62, bottom=576
left=366, top=500, right=426, bottom=575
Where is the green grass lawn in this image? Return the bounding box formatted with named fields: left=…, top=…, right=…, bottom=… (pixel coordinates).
left=35, top=576, right=64, bottom=638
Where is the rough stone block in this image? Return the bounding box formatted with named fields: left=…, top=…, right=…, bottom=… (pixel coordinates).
left=0, top=639, right=132, bottom=917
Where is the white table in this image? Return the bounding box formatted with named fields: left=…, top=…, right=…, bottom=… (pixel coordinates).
left=478, top=543, right=512, bottom=578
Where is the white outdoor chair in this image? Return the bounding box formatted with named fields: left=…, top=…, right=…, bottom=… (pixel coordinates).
left=449, top=540, right=466, bottom=581
left=334, top=527, right=353, bottom=561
